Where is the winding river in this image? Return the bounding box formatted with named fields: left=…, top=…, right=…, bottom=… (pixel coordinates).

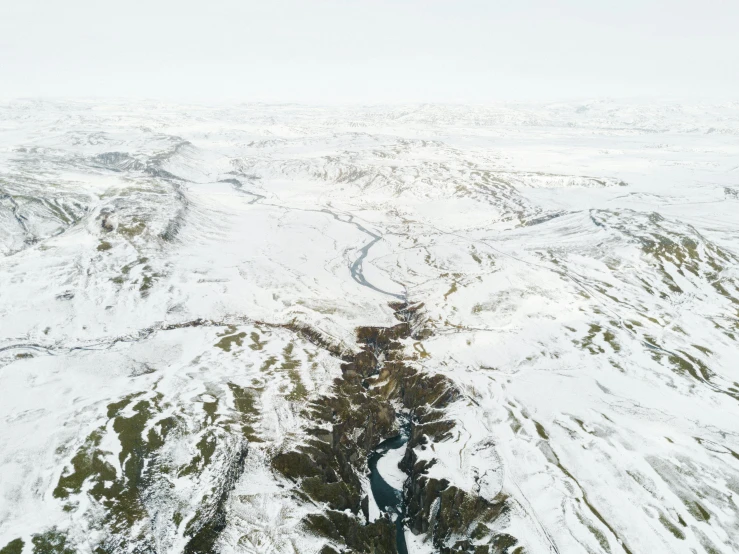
left=368, top=421, right=410, bottom=554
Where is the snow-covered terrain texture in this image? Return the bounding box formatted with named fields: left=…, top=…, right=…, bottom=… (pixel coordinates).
left=1, top=98, right=739, bottom=554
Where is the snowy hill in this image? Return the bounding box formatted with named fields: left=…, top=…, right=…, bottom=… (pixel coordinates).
left=1, top=99, right=738, bottom=554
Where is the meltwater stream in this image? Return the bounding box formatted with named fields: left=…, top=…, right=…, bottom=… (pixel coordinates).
left=368, top=421, right=410, bottom=554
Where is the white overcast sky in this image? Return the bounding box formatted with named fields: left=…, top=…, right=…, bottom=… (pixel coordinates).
left=1, top=0, right=737, bottom=102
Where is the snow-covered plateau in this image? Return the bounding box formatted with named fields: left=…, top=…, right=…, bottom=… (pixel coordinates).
left=1, top=99, right=738, bottom=554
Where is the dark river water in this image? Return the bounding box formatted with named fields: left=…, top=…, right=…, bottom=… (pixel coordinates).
left=368, top=422, right=410, bottom=554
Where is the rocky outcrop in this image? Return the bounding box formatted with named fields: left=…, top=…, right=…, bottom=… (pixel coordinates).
left=271, top=302, right=521, bottom=553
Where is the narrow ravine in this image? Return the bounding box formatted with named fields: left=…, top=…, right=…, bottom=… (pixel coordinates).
left=368, top=420, right=411, bottom=554
left=268, top=300, right=521, bottom=554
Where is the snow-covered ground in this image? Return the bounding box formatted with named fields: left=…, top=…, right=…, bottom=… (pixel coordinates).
left=1, top=99, right=738, bottom=553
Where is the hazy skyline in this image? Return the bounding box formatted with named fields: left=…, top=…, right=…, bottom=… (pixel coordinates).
left=2, top=0, right=737, bottom=103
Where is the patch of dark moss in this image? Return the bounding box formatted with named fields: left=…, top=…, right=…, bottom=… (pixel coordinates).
left=534, top=421, right=549, bottom=440
left=53, top=429, right=110, bottom=500
left=203, top=396, right=218, bottom=425
left=215, top=326, right=247, bottom=352
left=685, top=500, right=711, bottom=522
left=179, top=430, right=218, bottom=477
left=139, top=270, right=160, bottom=297
left=668, top=350, right=712, bottom=382
left=0, top=539, right=24, bottom=554
left=31, top=529, right=74, bottom=554
left=281, top=343, right=307, bottom=401
left=228, top=383, right=262, bottom=442
left=53, top=392, right=177, bottom=548
left=304, top=511, right=395, bottom=554
left=118, top=219, right=146, bottom=238
left=658, top=511, right=686, bottom=540
left=249, top=331, right=266, bottom=350
left=260, top=355, right=278, bottom=372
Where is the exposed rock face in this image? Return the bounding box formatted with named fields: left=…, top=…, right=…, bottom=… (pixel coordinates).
left=271, top=302, right=522, bottom=553
left=403, top=472, right=518, bottom=554
left=271, top=307, right=419, bottom=553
